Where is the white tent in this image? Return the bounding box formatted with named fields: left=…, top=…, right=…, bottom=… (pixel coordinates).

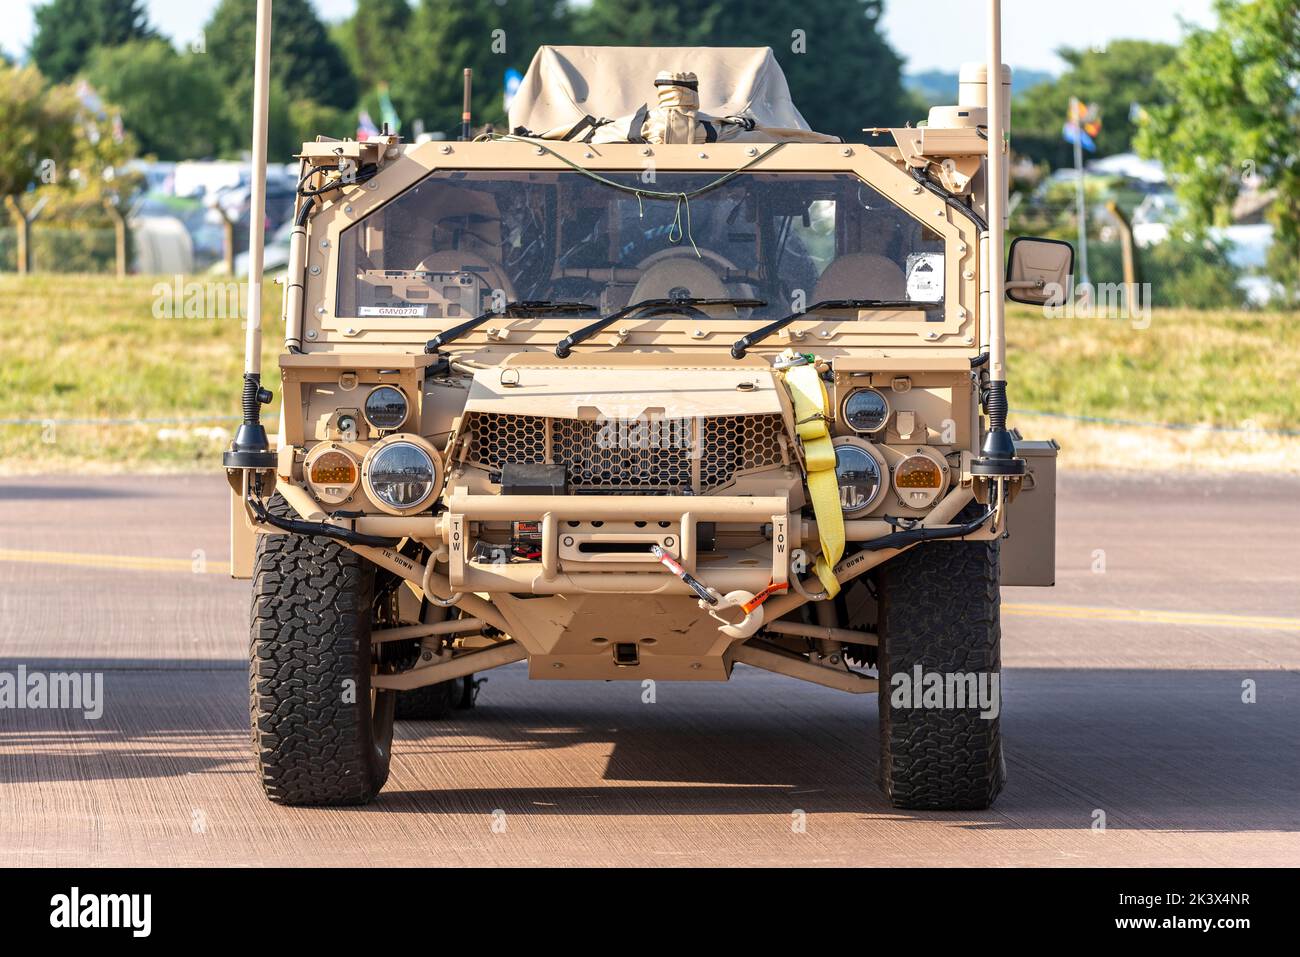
left=1084, top=152, right=1167, bottom=186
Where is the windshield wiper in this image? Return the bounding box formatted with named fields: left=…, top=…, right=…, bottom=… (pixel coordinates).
left=730, top=299, right=922, bottom=359
left=424, top=300, right=596, bottom=353
left=554, top=297, right=766, bottom=359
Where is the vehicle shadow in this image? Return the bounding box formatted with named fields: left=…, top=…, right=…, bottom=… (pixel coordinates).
left=1, top=660, right=1295, bottom=832
left=381, top=666, right=1300, bottom=831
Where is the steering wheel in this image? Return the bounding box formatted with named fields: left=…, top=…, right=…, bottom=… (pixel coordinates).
left=635, top=246, right=744, bottom=276
left=630, top=248, right=758, bottom=315
left=635, top=301, right=712, bottom=320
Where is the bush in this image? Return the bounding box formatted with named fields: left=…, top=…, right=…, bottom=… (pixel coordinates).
left=1265, top=241, right=1300, bottom=309
left=0, top=225, right=120, bottom=273
left=1144, top=235, right=1249, bottom=310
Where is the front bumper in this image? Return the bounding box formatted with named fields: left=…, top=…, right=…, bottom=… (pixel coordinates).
left=442, top=490, right=794, bottom=597
left=234, top=476, right=1012, bottom=686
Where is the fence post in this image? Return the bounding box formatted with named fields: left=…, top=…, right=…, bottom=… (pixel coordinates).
left=104, top=199, right=129, bottom=278
left=1105, top=199, right=1141, bottom=311
left=218, top=207, right=237, bottom=276
left=4, top=195, right=42, bottom=275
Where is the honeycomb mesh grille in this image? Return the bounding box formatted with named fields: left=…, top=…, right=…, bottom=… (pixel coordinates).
left=701, top=414, right=786, bottom=491
left=553, top=419, right=694, bottom=491
left=461, top=412, right=786, bottom=492
left=465, top=412, right=546, bottom=466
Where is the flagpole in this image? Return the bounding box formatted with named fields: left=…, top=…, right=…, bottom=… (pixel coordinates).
left=1072, top=96, right=1090, bottom=298
left=222, top=0, right=277, bottom=471
left=971, top=0, right=1024, bottom=477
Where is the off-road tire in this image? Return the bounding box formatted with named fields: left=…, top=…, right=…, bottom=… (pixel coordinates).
left=250, top=495, right=395, bottom=806
left=875, top=533, right=1004, bottom=810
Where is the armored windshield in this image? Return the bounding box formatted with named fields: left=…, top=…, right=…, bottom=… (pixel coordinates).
left=337, top=171, right=945, bottom=322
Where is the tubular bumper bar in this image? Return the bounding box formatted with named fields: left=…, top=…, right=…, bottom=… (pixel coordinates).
left=252, top=483, right=1002, bottom=606
left=442, top=491, right=794, bottom=597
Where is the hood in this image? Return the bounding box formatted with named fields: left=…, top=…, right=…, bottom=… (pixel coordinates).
left=462, top=358, right=785, bottom=421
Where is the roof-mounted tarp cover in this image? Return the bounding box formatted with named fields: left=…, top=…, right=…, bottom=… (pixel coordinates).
left=507, top=45, right=840, bottom=145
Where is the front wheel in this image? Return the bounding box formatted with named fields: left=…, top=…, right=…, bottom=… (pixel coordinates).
left=874, top=532, right=1005, bottom=810
left=249, top=495, right=394, bottom=806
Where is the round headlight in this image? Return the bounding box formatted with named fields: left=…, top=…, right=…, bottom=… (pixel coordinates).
left=364, top=385, right=409, bottom=432
left=834, top=444, right=884, bottom=515
left=305, top=445, right=360, bottom=505
left=843, top=388, right=890, bottom=434
left=895, top=452, right=945, bottom=508
left=365, top=441, right=436, bottom=512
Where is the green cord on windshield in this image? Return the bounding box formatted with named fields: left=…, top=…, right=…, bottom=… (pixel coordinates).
left=492, top=133, right=788, bottom=259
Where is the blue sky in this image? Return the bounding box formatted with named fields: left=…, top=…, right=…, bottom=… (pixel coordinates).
left=2, top=0, right=1216, bottom=73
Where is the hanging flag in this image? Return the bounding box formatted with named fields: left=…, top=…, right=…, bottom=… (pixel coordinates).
left=1063, top=99, right=1101, bottom=152
left=74, top=79, right=108, bottom=145
left=357, top=110, right=379, bottom=141
left=504, top=68, right=523, bottom=113
left=74, top=79, right=106, bottom=118
left=377, top=85, right=401, bottom=134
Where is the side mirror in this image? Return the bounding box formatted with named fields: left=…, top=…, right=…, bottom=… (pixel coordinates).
left=1006, top=237, right=1074, bottom=306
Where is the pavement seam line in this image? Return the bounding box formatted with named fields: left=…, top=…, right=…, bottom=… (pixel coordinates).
left=0, top=547, right=231, bottom=575
left=2, top=547, right=1297, bottom=633
left=1002, top=602, right=1300, bottom=632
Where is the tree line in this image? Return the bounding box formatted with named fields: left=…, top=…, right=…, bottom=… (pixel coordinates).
left=10, top=0, right=1298, bottom=301
left=24, top=0, right=909, bottom=159
left=17, top=0, right=1203, bottom=167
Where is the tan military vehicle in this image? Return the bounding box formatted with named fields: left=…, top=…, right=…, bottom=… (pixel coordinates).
left=225, top=24, right=1070, bottom=810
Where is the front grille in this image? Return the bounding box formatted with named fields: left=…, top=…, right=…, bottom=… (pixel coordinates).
left=459, top=412, right=787, bottom=493
left=466, top=412, right=547, bottom=467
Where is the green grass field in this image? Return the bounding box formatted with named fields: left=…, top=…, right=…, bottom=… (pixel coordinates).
left=1, top=274, right=1296, bottom=472
left=1006, top=306, right=1300, bottom=433
left=0, top=274, right=281, bottom=470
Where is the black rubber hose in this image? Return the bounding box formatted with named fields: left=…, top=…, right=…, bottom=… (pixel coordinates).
left=249, top=497, right=401, bottom=549
left=297, top=163, right=379, bottom=197
left=985, top=379, right=1009, bottom=433
left=908, top=167, right=988, bottom=232
left=855, top=505, right=995, bottom=553
left=296, top=163, right=333, bottom=193
left=241, top=373, right=265, bottom=426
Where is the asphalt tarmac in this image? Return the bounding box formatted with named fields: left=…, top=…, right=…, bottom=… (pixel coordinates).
left=1, top=472, right=1296, bottom=866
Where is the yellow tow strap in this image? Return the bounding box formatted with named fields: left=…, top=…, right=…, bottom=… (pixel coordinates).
left=777, top=351, right=844, bottom=598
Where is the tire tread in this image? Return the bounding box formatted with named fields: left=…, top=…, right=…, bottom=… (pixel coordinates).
left=876, top=535, right=1005, bottom=810
left=249, top=497, right=389, bottom=806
